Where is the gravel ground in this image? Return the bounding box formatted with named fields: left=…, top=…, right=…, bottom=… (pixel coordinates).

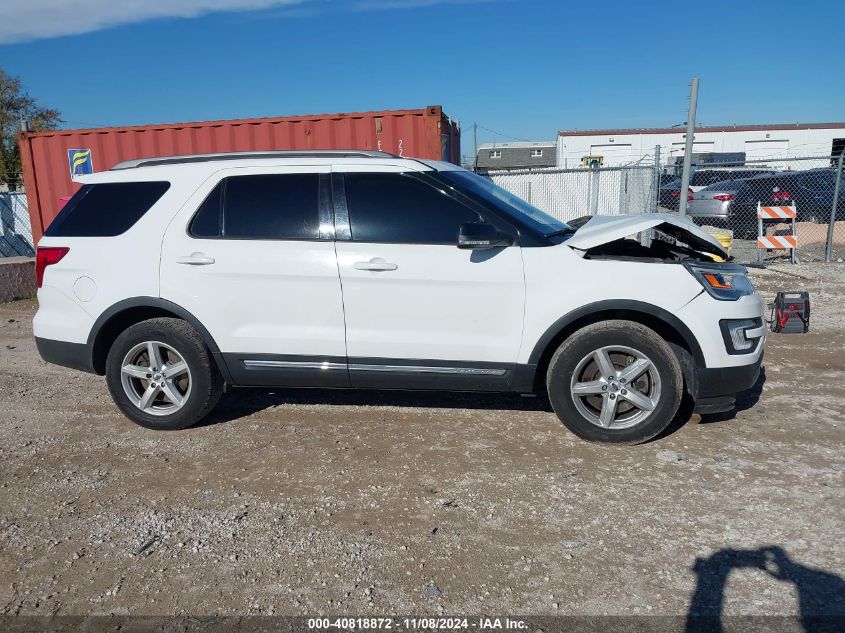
left=0, top=266, right=843, bottom=622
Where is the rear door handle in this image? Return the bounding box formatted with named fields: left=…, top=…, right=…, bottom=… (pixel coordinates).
left=176, top=253, right=215, bottom=266
left=353, top=258, right=398, bottom=272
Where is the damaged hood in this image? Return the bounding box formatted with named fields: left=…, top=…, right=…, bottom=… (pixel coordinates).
left=565, top=213, right=727, bottom=259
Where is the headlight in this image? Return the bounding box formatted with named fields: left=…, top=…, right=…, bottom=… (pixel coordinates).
left=684, top=261, right=754, bottom=301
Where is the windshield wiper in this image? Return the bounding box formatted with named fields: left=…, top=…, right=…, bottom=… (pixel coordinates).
left=544, top=227, right=576, bottom=238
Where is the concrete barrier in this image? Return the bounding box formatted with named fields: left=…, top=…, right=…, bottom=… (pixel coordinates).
left=0, top=257, right=36, bottom=303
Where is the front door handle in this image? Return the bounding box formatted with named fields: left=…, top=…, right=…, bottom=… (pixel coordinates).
left=353, top=258, right=398, bottom=272
left=176, top=252, right=215, bottom=266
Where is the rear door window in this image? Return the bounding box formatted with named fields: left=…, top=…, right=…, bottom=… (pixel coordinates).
left=45, top=181, right=170, bottom=237
left=189, top=174, right=320, bottom=240
left=343, top=172, right=482, bottom=244
left=190, top=181, right=223, bottom=237
left=224, top=174, right=319, bottom=239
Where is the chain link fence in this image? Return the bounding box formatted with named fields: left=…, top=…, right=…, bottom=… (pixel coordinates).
left=671, top=155, right=845, bottom=264
left=0, top=192, right=35, bottom=257
left=484, top=153, right=844, bottom=265
left=485, top=164, right=657, bottom=223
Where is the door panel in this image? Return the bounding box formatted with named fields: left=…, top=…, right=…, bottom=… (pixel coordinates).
left=160, top=166, right=349, bottom=387
left=333, top=168, right=526, bottom=390
left=162, top=239, right=345, bottom=355
left=336, top=242, right=525, bottom=365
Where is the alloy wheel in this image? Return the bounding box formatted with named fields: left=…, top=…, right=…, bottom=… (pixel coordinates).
left=569, top=345, right=661, bottom=430
left=120, top=341, right=192, bottom=416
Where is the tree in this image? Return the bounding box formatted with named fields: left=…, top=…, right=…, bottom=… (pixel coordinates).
left=0, top=66, right=62, bottom=188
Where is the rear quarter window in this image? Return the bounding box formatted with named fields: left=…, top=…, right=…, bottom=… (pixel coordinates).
left=45, top=181, right=170, bottom=237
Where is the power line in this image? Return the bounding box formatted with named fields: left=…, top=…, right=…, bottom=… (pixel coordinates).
left=474, top=123, right=537, bottom=143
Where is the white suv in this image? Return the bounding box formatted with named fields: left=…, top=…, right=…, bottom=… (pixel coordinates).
left=33, top=151, right=765, bottom=444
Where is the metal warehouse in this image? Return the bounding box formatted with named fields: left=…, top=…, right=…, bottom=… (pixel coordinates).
left=557, top=122, right=845, bottom=167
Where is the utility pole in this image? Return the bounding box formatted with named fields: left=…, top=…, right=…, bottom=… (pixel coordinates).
left=473, top=122, right=478, bottom=172
left=651, top=144, right=662, bottom=213
left=678, top=77, right=699, bottom=217
left=589, top=162, right=600, bottom=216
left=825, top=151, right=844, bottom=262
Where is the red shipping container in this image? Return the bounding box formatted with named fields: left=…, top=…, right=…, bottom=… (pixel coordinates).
left=19, top=105, right=460, bottom=242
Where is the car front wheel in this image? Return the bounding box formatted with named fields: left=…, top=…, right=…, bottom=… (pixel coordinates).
left=546, top=320, right=683, bottom=444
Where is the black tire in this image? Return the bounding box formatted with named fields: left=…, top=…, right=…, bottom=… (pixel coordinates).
left=546, top=320, right=683, bottom=444
left=105, top=317, right=223, bottom=430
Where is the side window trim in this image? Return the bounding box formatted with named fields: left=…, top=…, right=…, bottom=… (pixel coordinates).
left=318, top=174, right=335, bottom=240
left=331, top=173, right=351, bottom=241
left=219, top=178, right=227, bottom=236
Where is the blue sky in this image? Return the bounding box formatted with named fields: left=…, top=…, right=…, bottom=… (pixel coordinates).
left=2, top=0, right=843, bottom=160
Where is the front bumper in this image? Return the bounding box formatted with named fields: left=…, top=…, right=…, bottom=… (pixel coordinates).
left=691, top=352, right=763, bottom=414
left=676, top=291, right=766, bottom=368
left=695, top=354, right=762, bottom=398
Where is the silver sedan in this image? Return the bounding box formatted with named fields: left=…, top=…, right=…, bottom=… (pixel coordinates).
left=687, top=179, right=745, bottom=225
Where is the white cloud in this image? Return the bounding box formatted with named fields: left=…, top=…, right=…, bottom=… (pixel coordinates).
left=0, top=0, right=309, bottom=44
left=0, top=0, right=497, bottom=44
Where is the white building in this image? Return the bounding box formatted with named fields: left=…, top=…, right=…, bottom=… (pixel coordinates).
left=557, top=122, right=845, bottom=168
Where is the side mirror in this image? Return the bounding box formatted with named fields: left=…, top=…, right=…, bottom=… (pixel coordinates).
left=457, top=223, right=513, bottom=250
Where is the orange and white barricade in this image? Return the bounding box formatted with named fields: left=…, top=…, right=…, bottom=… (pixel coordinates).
left=757, top=202, right=798, bottom=264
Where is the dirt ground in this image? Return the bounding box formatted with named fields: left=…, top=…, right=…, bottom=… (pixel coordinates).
left=0, top=265, right=843, bottom=623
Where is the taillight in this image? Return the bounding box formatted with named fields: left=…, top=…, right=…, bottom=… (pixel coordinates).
left=672, top=191, right=680, bottom=198
left=687, top=189, right=694, bottom=202
left=35, top=247, right=69, bottom=288
left=713, top=194, right=735, bottom=202
left=772, top=191, right=791, bottom=201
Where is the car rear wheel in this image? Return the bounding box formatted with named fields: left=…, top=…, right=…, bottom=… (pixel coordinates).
left=546, top=320, right=683, bottom=444
left=105, top=317, right=223, bottom=430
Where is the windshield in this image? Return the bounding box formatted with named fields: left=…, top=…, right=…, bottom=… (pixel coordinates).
left=440, top=170, right=571, bottom=236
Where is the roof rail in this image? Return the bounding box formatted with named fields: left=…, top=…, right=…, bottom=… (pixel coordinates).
left=111, top=150, right=398, bottom=170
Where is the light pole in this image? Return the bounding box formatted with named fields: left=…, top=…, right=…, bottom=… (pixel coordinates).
left=678, top=77, right=700, bottom=217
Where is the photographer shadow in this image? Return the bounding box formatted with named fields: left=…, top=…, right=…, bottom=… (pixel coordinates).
left=686, top=546, right=845, bottom=633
